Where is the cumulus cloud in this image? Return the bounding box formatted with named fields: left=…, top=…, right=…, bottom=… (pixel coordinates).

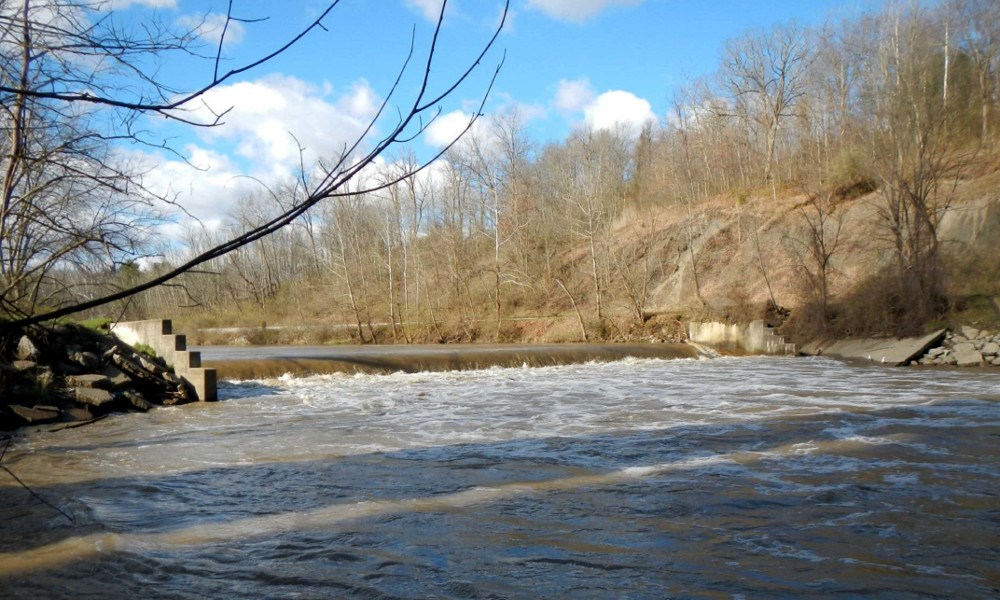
left=184, top=75, right=380, bottom=168
left=527, top=0, right=643, bottom=23
left=425, top=110, right=476, bottom=149
left=553, top=78, right=594, bottom=113
left=142, top=75, right=383, bottom=228
left=139, top=144, right=255, bottom=227
left=177, top=12, right=245, bottom=46
left=583, top=90, right=657, bottom=134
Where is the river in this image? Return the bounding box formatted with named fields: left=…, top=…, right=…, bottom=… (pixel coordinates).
left=1, top=354, right=998, bottom=598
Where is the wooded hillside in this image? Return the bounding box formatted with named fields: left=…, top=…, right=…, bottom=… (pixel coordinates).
left=8, top=1, right=1000, bottom=343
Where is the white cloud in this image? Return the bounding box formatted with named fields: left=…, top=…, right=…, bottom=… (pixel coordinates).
left=183, top=75, right=380, bottom=168
left=136, top=144, right=255, bottom=227
left=583, top=90, right=657, bottom=134
left=553, top=78, right=594, bottom=113
left=404, top=0, right=444, bottom=22
left=527, top=0, right=643, bottom=23
left=141, top=75, right=383, bottom=229
left=425, top=110, right=476, bottom=149
left=177, top=12, right=245, bottom=47
left=103, top=0, right=177, bottom=9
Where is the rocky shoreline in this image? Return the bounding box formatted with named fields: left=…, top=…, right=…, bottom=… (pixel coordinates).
left=913, top=326, right=1000, bottom=367
left=1, top=324, right=198, bottom=431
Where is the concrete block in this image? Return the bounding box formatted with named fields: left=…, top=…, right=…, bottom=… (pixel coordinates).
left=801, top=329, right=946, bottom=366
left=184, top=367, right=217, bottom=402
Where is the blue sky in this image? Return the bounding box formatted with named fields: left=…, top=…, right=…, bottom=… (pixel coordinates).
left=117, top=0, right=872, bottom=230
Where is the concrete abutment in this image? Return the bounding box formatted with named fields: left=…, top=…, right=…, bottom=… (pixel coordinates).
left=110, top=319, right=217, bottom=401
left=687, top=320, right=797, bottom=355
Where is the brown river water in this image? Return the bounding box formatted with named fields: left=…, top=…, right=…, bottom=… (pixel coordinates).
left=1, top=350, right=998, bottom=598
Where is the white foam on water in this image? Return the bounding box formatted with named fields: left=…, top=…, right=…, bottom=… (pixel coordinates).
left=9, top=356, right=1000, bottom=496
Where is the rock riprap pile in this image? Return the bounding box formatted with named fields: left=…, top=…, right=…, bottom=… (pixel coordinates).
left=1, top=324, right=197, bottom=429
left=915, top=326, right=1000, bottom=367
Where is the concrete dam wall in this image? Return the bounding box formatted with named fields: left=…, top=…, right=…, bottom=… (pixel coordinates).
left=687, top=320, right=796, bottom=355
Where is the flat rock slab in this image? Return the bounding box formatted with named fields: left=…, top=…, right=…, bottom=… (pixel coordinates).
left=63, top=407, right=94, bottom=421
left=73, top=387, right=115, bottom=407
left=801, top=329, right=947, bottom=366
left=101, top=366, right=133, bottom=389
left=121, top=390, right=152, bottom=411
left=66, top=374, right=112, bottom=389
left=10, top=405, right=60, bottom=424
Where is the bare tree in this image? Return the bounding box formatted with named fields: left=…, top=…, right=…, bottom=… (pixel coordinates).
left=721, top=22, right=812, bottom=185
left=0, top=0, right=509, bottom=331
left=0, top=0, right=187, bottom=316
left=552, top=129, right=630, bottom=326
left=783, top=189, right=845, bottom=332
left=862, top=4, right=970, bottom=323
left=953, top=0, right=1000, bottom=144
left=447, top=109, right=532, bottom=339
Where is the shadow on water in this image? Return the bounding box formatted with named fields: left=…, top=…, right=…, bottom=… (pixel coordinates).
left=0, top=380, right=285, bottom=456
left=0, top=400, right=998, bottom=598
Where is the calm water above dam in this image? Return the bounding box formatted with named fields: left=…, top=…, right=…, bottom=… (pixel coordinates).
left=1, top=354, right=999, bottom=598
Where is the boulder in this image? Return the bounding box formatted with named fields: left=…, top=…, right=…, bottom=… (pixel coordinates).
left=101, top=366, right=132, bottom=389
left=36, top=366, right=54, bottom=388
left=62, top=407, right=94, bottom=421
left=73, top=387, right=115, bottom=408
left=961, top=326, right=981, bottom=340
left=12, top=360, right=37, bottom=371
left=928, top=347, right=946, bottom=357
left=138, top=355, right=168, bottom=376
left=65, top=374, right=112, bottom=389
left=981, top=342, right=999, bottom=357
left=16, top=336, right=40, bottom=361
left=67, top=350, right=100, bottom=371
left=10, top=404, right=60, bottom=424
left=953, top=344, right=983, bottom=367
left=120, top=390, right=152, bottom=411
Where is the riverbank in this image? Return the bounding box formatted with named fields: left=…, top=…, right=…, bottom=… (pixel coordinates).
left=0, top=324, right=200, bottom=431
left=801, top=325, right=1000, bottom=368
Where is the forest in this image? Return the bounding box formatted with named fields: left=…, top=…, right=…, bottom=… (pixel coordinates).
left=3, top=0, right=999, bottom=344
